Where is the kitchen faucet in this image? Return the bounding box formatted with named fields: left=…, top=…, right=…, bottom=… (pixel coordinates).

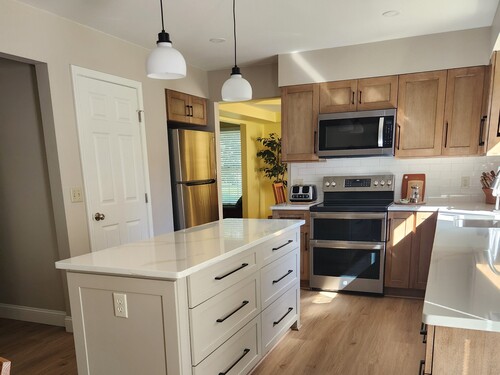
left=491, top=167, right=500, bottom=211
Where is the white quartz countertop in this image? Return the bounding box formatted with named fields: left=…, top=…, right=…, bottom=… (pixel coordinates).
left=56, top=219, right=304, bottom=280
left=389, top=198, right=496, bottom=213
left=270, top=202, right=319, bottom=210
left=422, top=211, right=500, bottom=332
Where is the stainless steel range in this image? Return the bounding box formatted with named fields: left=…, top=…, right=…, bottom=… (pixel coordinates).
left=309, top=174, right=395, bottom=294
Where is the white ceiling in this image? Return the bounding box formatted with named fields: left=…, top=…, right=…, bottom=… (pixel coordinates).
left=16, top=0, right=500, bottom=71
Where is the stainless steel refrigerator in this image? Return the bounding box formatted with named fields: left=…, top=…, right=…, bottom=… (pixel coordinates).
left=169, top=129, right=219, bottom=230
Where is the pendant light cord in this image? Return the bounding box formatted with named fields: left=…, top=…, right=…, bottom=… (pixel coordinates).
left=233, top=0, right=237, bottom=68
left=160, top=0, right=165, bottom=32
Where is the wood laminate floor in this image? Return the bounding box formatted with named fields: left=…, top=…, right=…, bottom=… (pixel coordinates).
left=0, top=291, right=424, bottom=375
left=252, top=290, right=425, bottom=375
left=0, top=318, right=77, bottom=375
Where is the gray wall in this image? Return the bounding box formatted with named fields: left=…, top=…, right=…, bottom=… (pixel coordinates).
left=0, top=57, right=65, bottom=311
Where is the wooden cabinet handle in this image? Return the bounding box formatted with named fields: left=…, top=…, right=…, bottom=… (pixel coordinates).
left=396, top=124, right=401, bottom=150
left=216, top=300, right=249, bottom=323
left=352, top=91, right=355, bottom=105
left=272, top=269, right=293, bottom=284
left=305, top=232, right=308, bottom=251
left=214, top=263, right=248, bottom=280
left=444, top=122, right=449, bottom=148
left=359, top=90, right=362, bottom=104
left=273, top=307, right=293, bottom=326
left=497, top=110, right=500, bottom=137
left=419, top=360, right=425, bottom=375
left=313, top=130, right=318, bottom=154
left=479, top=116, right=486, bottom=146
left=185, top=105, right=190, bottom=117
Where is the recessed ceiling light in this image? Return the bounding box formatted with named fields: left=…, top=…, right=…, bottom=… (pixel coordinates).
left=210, top=38, right=226, bottom=43
left=382, top=10, right=400, bottom=17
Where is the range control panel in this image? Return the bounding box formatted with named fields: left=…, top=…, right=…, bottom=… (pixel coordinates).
left=323, top=174, right=395, bottom=192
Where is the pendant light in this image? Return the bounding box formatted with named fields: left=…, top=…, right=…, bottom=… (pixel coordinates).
left=221, top=0, right=252, bottom=101
left=146, top=0, right=186, bottom=79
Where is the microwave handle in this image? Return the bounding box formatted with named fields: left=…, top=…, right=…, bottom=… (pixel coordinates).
left=378, top=117, right=384, bottom=147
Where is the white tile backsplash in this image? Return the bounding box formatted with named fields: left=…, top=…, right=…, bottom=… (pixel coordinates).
left=290, top=155, right=500, bottom=203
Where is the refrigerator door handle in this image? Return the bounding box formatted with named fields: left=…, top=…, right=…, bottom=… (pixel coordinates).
left=179, top=179, right=217, bottom=186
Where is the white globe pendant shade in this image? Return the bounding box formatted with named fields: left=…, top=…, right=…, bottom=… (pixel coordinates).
left=147, top=41, right=186, bottom=80
left=221, top=67, right=252, bottom=102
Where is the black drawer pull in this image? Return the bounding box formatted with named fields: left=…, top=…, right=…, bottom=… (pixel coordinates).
left=273, top=307, right=293, bottom=326
left=418, top=359, right=425, bottom=375
left=272, top=240, right=293, bottom=251
left=272, top=270, right=293, bottom=284
left=216, top=300, right=249, bottom=323
left=214, top=263, right=249, bottom=280
left=218, top=348, right=250, bottom=375
left=420, top=322, right=427, bottom=344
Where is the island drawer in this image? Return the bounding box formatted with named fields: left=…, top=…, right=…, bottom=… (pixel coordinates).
left=257, top=229, right=298, bottom=266
left=188, top=250, right=258, bottom=307
left=189, top=273, right=260, bottom=365
left=261, top=250, right=298, bottom=309
left=192, top=316, right=261, bottom=375
left=261, top=285, right=298, bottom=354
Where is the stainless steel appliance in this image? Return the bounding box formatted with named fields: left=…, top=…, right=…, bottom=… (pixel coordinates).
left=169, top=129, right=219, bottom=230
left=310, top=174, right=395, bottom=294
left=317, top=109, right=396, bottom=157
left=289, top=184, right=317, bottom=202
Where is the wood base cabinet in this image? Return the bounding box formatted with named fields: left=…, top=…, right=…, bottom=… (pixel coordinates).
left=422, top=325, right=500, bottom=374
left=385, top=211, right=437, bottom=297
left=67, top=228, right=301, bottom=375
left=272, top=209, right=310, bottom=287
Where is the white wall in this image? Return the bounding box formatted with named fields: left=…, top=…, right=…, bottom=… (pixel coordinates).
left=279, top=28, right=492, bottom=86
left=0, top=0, right=209, bottom=258
left=291, top=156, right=500, bottom=204
left=492, top=2, right=500, bottom=51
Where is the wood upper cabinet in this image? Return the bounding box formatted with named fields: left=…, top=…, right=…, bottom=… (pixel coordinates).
left=272, top=209, right=310, bottom=287
left=319, top=75, right=398, bottom=113
left=385, top=211, right=437, bottom=293
left=442, top=66, right=485, bottom=156
left=485, top=51, right=500, bottom=155
left=395, top=71, right=447, bottom=157
left=166, top=89, right=207, bottom=126
left=281, top=84, right=319, bottom=162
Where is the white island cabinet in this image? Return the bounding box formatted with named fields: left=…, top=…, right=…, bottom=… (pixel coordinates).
left=56, top=218, right=303, bottom=375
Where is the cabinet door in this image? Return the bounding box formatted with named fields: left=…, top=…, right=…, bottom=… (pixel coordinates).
left=410, top=212, right=437, bottom=290
left=442, top=67, right=485, bottom=156
left=281, top=85, right=319, bottom=162
left=272, top=210, right=310, bottom=286
left=396, top=71, right=447, bottom=157
left=384, top=212, right=414, bottom=288
left=486, top=52, right=500, bottom=155
left=357, top=75, right=398, bottom=111
left=190, top=95, right=208, bottom=126
left=166, top=90, right=190, bottom=123
left=319, top=80, right=357, bottom=113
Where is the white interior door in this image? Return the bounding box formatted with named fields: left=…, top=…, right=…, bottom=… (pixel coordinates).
left=72, top=67, right=152, bottom=251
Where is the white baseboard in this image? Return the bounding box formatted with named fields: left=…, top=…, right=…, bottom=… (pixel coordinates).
left=0, top=303, right=66, bottom=327
left=65, top=315, right=73, bottom=332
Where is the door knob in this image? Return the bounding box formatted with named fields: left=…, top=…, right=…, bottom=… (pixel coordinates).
left=94, top=212, right=105, bottom=221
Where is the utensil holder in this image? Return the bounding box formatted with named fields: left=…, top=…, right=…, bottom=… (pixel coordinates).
left=482, top=188, right=496, bottom=204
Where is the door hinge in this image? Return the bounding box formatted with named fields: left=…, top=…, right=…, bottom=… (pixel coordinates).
left=145, top=193, right=148, bottom=203
left=137, top=110, right=144, bottom=123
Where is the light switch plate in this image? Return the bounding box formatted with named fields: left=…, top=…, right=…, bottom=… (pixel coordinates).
left=70, top=187, right=83, bottom=203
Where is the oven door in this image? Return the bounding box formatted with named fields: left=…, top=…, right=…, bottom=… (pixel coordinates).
left=310, top=240, right=385, bottom=294
left=311, top=212, right=387, bottom=242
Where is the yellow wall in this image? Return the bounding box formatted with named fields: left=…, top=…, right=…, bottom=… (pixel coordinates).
left=219, top=102, right=283, bottom=219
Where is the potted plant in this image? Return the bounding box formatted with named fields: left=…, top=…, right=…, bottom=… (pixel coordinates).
left=256, top=133, right=287, bottom=186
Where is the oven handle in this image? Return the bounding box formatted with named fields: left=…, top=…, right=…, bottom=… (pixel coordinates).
left=310, top=240, right=384, bottom=251
left=310, top=212, right=387, bottom=220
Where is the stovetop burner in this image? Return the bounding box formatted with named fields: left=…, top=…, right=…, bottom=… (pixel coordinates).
left=312, top=174, right=395, bottom=212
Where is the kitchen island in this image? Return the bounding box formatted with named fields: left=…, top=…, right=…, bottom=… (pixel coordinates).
left=56, top=218, right=304, bottom=375
left=421, top=211, right=500, bottom=374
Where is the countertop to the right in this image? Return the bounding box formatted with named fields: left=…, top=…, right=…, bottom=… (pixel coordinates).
left=422, top=210, right=500, bottom=332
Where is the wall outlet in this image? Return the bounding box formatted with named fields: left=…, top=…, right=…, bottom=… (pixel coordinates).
left=70, top=187, right=83, bottom=203
left=461, top=176, right=470, bottom=188
left=113, top=292, right=128, bottom=318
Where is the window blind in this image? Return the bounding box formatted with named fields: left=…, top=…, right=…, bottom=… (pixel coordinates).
left=220, top=129, right=242, bottom=205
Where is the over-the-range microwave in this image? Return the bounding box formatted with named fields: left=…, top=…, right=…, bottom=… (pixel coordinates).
left=317, top=108, right=396, bottom=157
